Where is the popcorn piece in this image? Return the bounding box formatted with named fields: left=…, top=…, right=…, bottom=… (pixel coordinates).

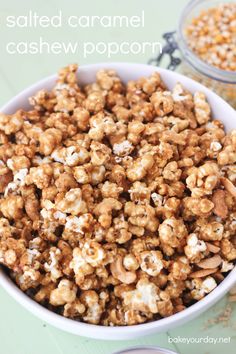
left=123, top=279, right=160, bottom=313
left=218, top=133, right=236, bottom=165
left=0, top=112, right=23, bottom=134
left=4, top=249, right=17, bottom=266
left=55, top=172, right=78, bottom=192
left=142, top=72, right=163, bottom=95
left=172, top=83, right=191, bottom=102
left=7, top=156, right=30, bottom=171
left=96, top=69, right=122, bottom=91
left=186, top=162, right=219, bottom=198
left=80, top=290, right=103, bottom=324
left=127, top=154, right=154, bottom=182
left=150, top=91, right=174, bottom=117
left=123, top=254, right=139, bottom=271
left=39, top=128, right=62, bottom=156
left=113, top=140, right=133, bottom=157
left=84, top=91, right=105, bottom=113
left=44, top=248, right=62, bottom=282
left=93, top=198, right=122, bottom=228
left=0, top=166, right=13, bottom=194
left=125, top=202, right=159, bottom=232
left=73, top=108, right=90, bottom=131
left=65, top=214, right=93, bottom=234
left=221, top=260, right=234, bottom=273
left=4, top=168, right=28, bottom=196
left=106, top=214, right=132, bottom=244
left=199, top=221, right=224, bottom=241
left=100, top=181, right=123, bottom=199
left=151, top=193, right=163, bottom=207
left=81, top=241, right=105, bottom=267
left=56, top=188, right=87, bottom=215
left=159, top=217, right=187, bottom=255
left=27, top=164, right=53, bottom=189
left=88, top=114, right=116, bottom=141
left=90, top=141, right=111, bottom=166
left=127, top=120, right=145, bottom=145
left=63, top=299, right=86, bottom=318
left=188, top=276, right=217, bottom=300
left=183, top=197, right=214, bottom=218
left=210, top=141, right=222, bottom=153
left=163, top=161, right=182, bottom=182
left=140, top=251, right=163, bottom=276
left=23, top=185, right=40, bottom=221
left=221, top=239, right=236, bottom=261
left=74, top=164, right=105, bottom=185
left=50, top=279, right=77, bottom=306
left=0, top=195, right=24, bottom=219
left=194, top=92, right=211, bottom=125
left=184, top=233, right=207, bottom=262
left=128, top=181, right=151, bottom=204
left=170, top=257, right=191, bottom=280
left=70, top=248, right=93, bottom=284
left=52, top=146, right=90, bottom=167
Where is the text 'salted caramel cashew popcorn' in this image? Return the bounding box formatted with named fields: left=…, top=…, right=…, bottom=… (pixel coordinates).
left=0, top=64, right=235, bottom=326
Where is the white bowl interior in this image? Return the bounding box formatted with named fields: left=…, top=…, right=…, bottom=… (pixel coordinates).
left=0, top=63, right=235, bottom=340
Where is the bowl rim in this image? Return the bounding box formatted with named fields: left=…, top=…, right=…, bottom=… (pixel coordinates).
left=0, top=62, right=236, bottom=340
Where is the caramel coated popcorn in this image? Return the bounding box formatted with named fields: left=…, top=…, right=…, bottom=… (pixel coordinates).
left=0, top=64, right=235, bottom=327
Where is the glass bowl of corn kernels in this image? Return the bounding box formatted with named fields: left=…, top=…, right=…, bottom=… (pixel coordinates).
left=177, top=0, right=236, bottom=108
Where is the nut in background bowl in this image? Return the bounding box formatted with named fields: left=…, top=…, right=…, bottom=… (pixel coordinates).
left=0, top=62, right=236, bottom=340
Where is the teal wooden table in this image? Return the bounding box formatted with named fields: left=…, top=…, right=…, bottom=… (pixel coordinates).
left=0, top=1, right=235, bottom=353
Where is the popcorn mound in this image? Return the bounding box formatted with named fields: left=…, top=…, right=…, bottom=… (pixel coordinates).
left=0, top=64, right=235, bottom=326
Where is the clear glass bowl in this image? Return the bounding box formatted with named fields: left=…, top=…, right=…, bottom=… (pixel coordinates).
left=177, top=0, right=236, bottom=108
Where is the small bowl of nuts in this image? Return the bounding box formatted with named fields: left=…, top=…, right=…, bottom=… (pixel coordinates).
left=0, top=62, right=235, bottom=340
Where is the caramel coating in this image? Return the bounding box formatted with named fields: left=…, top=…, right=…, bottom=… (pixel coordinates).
left=0, top=64, right=235, bottom=327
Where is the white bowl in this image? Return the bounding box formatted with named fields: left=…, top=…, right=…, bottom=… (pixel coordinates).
left=0, top=63, right=235, bottom=340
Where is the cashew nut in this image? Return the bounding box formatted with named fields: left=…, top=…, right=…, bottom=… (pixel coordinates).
left=110, top=256, right=137, bottom=284
left=212, top=189, right=228, bottom=219
left=221, top=177, right=236, bottom=198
